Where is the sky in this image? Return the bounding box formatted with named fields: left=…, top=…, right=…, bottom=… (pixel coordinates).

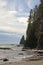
left=0, top=0, right=40, bottom=44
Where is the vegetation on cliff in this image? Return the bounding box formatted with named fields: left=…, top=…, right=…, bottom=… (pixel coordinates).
left=24, top=0, right=43, bottom=49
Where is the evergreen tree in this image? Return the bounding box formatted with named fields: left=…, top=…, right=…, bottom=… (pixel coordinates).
left=24, top=0, right=43, bottom=49
left=37, top=0, right=43, bottom=49
left=24, top=9, right=33, bottom=48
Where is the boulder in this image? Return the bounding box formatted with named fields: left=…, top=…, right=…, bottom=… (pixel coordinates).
left=3, top=58, right=8, bottom=62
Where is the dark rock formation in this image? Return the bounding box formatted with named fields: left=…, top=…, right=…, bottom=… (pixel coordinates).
left=3, top=58, right=8, bottom=62
left=20, top=35, right=25, bottom=45
left=18, top=53, right=23, bottom=55
left=0, top=47, right=11, bottom=50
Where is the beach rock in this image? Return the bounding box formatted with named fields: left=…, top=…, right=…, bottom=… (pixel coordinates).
left=17, top=45, right=20, bottom=47
left=22, top=49, right=26, bottom=51
left=18, top=53, right=24, bottom=55
left=20, top=35, right=25, bottom=45
left=3, top=58, right=8, bottom=62
left=0, top=47, right=11, bottom=50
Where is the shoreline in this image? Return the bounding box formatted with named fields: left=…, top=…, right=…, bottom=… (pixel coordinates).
left=0, top=45, right=43, bottom=65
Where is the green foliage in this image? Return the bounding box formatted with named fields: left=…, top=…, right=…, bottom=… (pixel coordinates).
left=24, top=7, right=38, bottom=49
left=39, top=34, right=43, bottom=49
left=24, top=0, right=43, bottom=49
left=27, top=26, right=37, bottom=49
left=38, top=0, right=43, bottom=18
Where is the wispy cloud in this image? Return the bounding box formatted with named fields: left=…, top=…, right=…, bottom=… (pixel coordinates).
left=26, top=0, right=40, bottom=9
left=0, top=0, right=28, bottom=34
left=0, top=0, right=40, bottom=44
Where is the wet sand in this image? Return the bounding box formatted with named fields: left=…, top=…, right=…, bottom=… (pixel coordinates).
left=0, top=60, right=43, bottom=65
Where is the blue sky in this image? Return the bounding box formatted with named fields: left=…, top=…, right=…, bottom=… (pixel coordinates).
left=0, top=0, right=40, bottom=44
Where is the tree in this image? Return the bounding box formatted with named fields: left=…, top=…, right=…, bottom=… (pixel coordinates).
left=24, top=0, right=43, bottom=49
left=24, top=5, right=39, bottom=49
left=37, top=0, right=43, bottom=49
left=24, top=9, right=33, bottom=48
left=39, top=0, right=43, bottom=18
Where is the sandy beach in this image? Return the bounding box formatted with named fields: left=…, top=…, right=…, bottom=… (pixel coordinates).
left=0, top=60, right=43, bottom=65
